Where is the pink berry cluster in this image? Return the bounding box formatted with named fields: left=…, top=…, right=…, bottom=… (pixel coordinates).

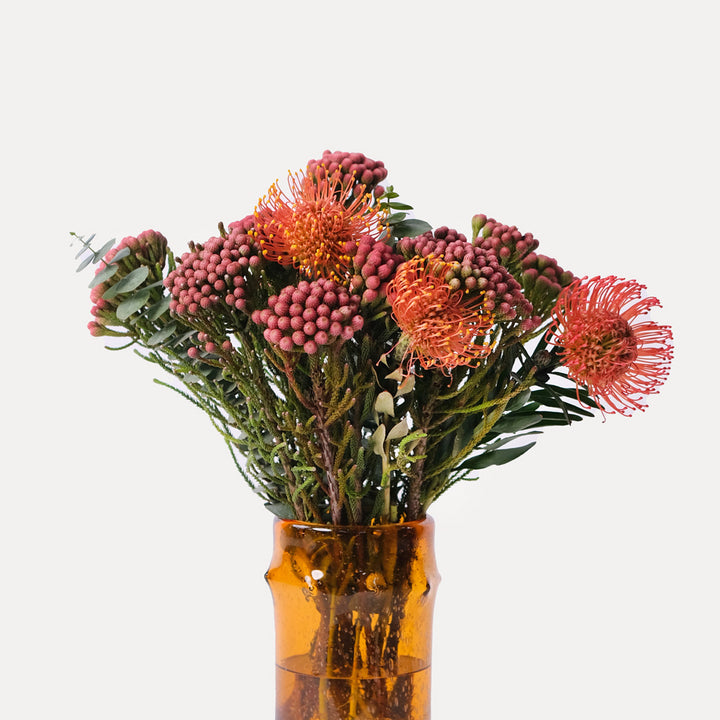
left=251, top=278, right=364, bottom=354
left=398, top=227, right=538, bottom=325
left=348, top=235, right=404, bottom=304
left=307, top=150, right=388, bottom=199
left=186, top=331, right=234, bottom=360
left=471, top=214, right=540, bottom=267
left=89, top=229, right=167, bottom=335
left=519, top=252, right=575, bottom=315
left=470, top=214, right=574, bottom=318
left=164, top=215, right=260, bottom=317
left=397, top=225, right=469, bottom=259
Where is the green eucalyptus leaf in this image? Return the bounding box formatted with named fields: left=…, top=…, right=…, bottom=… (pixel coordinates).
left=146, top=295, right=171, bottom=321
left=110, top=246, right=132, bottom=264
left=147, top=321, right=177, bottom=346
left=95, top=239, right=115, bottom=260
left=88, top=264, right=119, bottom=288
left=73, top=233, right=95, bottom=259
left=102, top=266, right=149, bottom=300
left=173, top=329, right=198, bottom=347
left=76, top=254, right=95, bottom=272
left=116, top=288, right=151, bottom=320
left=182, top=374, right=204, bottom=384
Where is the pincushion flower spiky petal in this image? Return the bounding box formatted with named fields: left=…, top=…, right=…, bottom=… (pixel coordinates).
left=387, top=256, right=495, bottom=372
left=253, top=170, right=385, bottom=282
left=548, top=275, right=673, bottom=416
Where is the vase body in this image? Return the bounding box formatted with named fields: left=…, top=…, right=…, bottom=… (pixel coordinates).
left=265, top=517, right=440, bottom=720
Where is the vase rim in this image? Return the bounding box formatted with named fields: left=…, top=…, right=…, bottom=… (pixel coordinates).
left=274, top=515, right=434, bottom=533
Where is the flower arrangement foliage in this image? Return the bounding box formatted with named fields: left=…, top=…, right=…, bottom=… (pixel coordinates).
left=74, top=150, right=673, bottom=526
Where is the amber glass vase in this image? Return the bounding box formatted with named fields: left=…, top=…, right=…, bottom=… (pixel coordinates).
left=265, top=517, right=440, bottom=720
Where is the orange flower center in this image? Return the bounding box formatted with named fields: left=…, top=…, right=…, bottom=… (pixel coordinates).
left=387, top=257, right=495, bottom=371
left=562, top=311, right=639, bottom=384
left=253, top=170, right=384, bottom=281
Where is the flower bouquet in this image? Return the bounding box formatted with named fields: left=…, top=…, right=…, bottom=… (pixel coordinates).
left=74, top=150, right=672, bottom=719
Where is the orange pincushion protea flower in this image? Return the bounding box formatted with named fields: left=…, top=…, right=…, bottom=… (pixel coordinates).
left=387, top=256, right=495, bottom=372
left=548, top=276, right=673, bottom=416
left=253, top=169, right=385, bottom=282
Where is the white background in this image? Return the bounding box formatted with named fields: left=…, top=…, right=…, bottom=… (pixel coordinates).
left=1, top=1, right=718, bottom=718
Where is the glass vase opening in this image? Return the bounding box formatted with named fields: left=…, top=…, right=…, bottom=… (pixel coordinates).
left=265, top=517, right=440, bottom=720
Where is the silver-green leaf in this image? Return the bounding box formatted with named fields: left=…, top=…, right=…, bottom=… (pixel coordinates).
left=102, top=266, right=149, bottom=300
left=88, top=264, right=119, bottom=288
left=116, top=288, right=151, bottom=320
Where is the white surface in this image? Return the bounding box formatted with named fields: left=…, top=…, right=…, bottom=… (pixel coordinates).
left=1, top=1, right=717, bottom=718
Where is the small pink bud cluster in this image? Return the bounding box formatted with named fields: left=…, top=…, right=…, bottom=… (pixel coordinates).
left=251, top=278, right=364, bottom=354
left=520, top=252, right=575, bottom=315
left=307, top=150, right=388, bottom=199
left=164, top=215, right=260, bottom=317
left=348, top=235, right=404, bottom=304
left=115, top=229, right=168, bottom=264
left=186, top=331, right=234, bottom=360
left=89, top=230, right=168, bottom=331
left=472, top=214, right=540, bottom=265
left=87, top=321, right=108, bottom=336
left=398, top=227, right=539, bottom=326
left=397, top=225, right=469, bottom=259
left=226, top=215, right=257, bottom=244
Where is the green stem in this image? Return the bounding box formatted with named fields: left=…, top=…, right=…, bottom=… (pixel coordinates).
left=381, top=435, right=392, bottom=523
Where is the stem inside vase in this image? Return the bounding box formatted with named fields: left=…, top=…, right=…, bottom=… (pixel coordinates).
left=266, top=518, right=439, bottom=720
